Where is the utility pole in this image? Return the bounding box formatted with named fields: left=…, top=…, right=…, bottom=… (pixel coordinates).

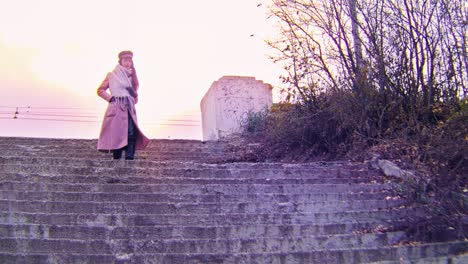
left=13, top=107, right=18, bottom=119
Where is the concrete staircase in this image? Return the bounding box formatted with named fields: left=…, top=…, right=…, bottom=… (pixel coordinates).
left=0, top=137, right=466, bottom=264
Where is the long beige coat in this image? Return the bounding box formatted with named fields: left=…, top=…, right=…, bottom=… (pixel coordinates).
left=97, top=74, right=149, bottom=151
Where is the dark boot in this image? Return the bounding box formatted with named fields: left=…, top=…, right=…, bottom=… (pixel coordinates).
left=125, top=111, right=136, bottom=160
left=113, top=149, right=123, bottom=159
left=125, top=138, right=136, bottom=160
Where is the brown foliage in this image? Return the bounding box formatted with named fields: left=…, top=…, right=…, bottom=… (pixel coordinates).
left=235, top=96, right=467, bottom=241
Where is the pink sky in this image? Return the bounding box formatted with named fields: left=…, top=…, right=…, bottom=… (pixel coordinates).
left=0, top=0, right=282, bottom=139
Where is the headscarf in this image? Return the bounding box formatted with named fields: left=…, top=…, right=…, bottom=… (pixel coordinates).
left=118, top=50, right=139, bottom=91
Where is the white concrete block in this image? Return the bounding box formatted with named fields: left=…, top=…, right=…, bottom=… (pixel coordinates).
left=200, top=76, right=273, bottom=141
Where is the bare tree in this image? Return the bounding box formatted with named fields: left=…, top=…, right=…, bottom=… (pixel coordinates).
left=267, top=0, right=467, bottom=116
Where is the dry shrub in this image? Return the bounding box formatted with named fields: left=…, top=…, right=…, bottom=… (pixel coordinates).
left=238, top=92, right=359, bottom=161
left=240, top=109, right=269, bottom=134
left=405, top=109, right=468, bottom=241
left=237, top=93, right=467, bottom=242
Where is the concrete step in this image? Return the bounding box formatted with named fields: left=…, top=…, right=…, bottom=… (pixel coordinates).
left=0, top=140, right=227, bottom=152
left=0, top=138, right=229, bottom=162
left=0, top=199, right=406, bottom=215
left=0, top=156, right=370, bottom=171
left=369, top=254, right=468, bottom=264
left=3, top=149, right=225, bottom=160
left=0, top=181, right=393, bottom=194
left=0, top=222, right=407, bottom=240
left=0, top=241, right=466, bottom=264
left=1, top=153, right=226, bottom=163
left=0, top=156, right=379, bottom=179
left=0, top=153, right=370, bottom=168
left=0, top=147, right=226, bottom=154
left=0, top=208, right=424, bottom=226
left=0, top=190, right=398, bottom=203
left=0, top=165, right=379, bottom=181
left=1, top=173, right=382, bottom=186
left=3, top=168, right=382, bottom=185
left=0, top=155, right=373, bottom=168
left=0, top=136, right=217, bottom=143
left=0, top=232, right=407, bottom=254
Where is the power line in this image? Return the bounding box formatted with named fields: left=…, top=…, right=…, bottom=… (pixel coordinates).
left=159, top=119, right=200, bottom=123
left=0, top=117, right=95, bottom=122
left=0, top=106, right=31, bottom=109
left=20, top=113, right=101, bottom=118
left=1, top=114, right=201, bottom=125
left=0, top=104, right=202, bottom=127
left=0, top=105, right=103, bottom=110
left=0, top=106, right=104, bottom=117
left=157, top=123, right=200, bottom=127
left=0, top=113, right=201, bottom=123
left=3, top=114, right=200, bottom=123
left=0, top=116, right=201, bottom=127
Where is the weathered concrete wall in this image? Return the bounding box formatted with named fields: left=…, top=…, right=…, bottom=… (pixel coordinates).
left=200, top=76, right=273, bottom=141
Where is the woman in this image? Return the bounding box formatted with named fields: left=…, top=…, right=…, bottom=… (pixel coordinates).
left=97, top=50, right=149, bottom=160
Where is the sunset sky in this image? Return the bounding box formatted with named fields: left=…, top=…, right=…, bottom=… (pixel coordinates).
left=0, top=0, right=282, bottom=139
